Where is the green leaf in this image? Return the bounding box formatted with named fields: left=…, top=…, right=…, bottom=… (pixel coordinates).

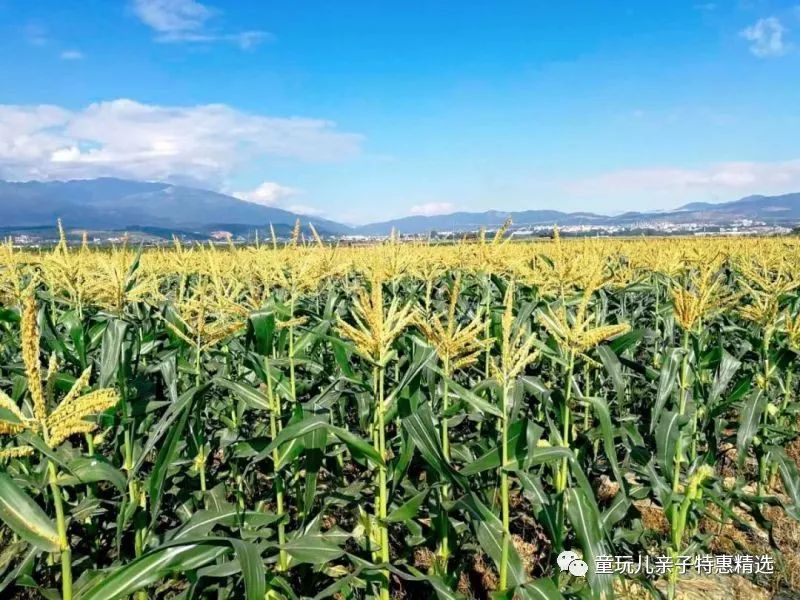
left=655, top=410, right=686, bottom=474
left=652, top=347, right=682, bottom=433
left=0, top=407, right=21, bottom=425
left=460, top=419, right=534, bottom=476
left=767, top=446, right=800, bottom=521
left=401, top=403, right=462, bottom=485
left=607, top=328, right=645, bottom=355
left=458, top=493, right=527, bottom=587
left=62, top=310, right=87, bottom=368
left=585, top=396, right=625, bottom=498
left=517, top=578, right=566, bottom=600
left=78, top=541, right=229, bottom=600
left=395, top=565, right=467, bottom=600
left=0, top=543, right=38, bottom=593
left=565, top=487, right=614, bottom=599
left=215, top=378, right=271, bottom=412
left=330, top=426, right=382, bottom=465
left=303, top=406, right=328, bottom=514
left=262, top=416, right=384, bottom=466
left=18, top=431, right=74, bottom=473
left=453, top=379, right=503, bottom=417
left=709, top=350, right=741, bottom=408
left=515, top=471, right=550, bottom=510
left=600, top=491, right=631, bottom=533
left=385, top=343, right=435, bottom=407
left=438, top=372, right=502, bottom=418
left=57, top=457, right=126, bottom=492
left=283, top=533, right=344, bottom=565
left=330, top=338, right=355, bottom=378
left=249, top=310, right=276, bottom=355
left=529, top=445, right=572, bottom=466
left=387, top=488, right=427, bottom=523
left=230, top=538, right=266, bottom=600
left=133, top=383, right=205, bottom=477
left=736, top=392, right=766, bottom=468
left=596, top=344, right=625, bottom=407
left=169, top=507, right=282, bottom=540
left=98, top=319, right=128, bottom=388
left=0, top=472, right=60, bottom=553
left=148, top=398, right=192, bottom=528
left=264, top=416, right=327, bottom=453
left=292, top=321, right=330, bottom=357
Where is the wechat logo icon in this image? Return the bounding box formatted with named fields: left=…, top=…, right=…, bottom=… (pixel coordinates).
left=557, top=550, right=589, bottom=578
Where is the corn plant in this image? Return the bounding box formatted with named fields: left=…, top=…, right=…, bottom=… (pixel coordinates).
left=0, top=231, right=799, bottom=599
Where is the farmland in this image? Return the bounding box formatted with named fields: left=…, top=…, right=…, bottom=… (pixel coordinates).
left=1, top=225, right=799, bottom=599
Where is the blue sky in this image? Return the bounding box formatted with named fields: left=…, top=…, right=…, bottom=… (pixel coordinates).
left=1, top=0, right=800, bottom=223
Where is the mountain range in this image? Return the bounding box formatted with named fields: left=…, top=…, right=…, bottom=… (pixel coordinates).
left=2, top=177, right=800, bottom=238
left=0, top=178, right=348, bottom=235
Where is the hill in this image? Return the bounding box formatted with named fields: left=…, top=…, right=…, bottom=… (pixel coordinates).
left=353, top=193, right=800, bottom=235
left=0, top=178, right=349, bottom=235
left=3, top=178, right=800, bottom=237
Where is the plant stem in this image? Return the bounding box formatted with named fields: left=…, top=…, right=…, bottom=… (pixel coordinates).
left=668, top=330, right=691, bottom=600
left=289, top=294, right=297, bottom=402
left=553, top=349, right=575, bottom=554
left=653, top=274, right=660, bottom=356
left=672, top=330, right=691, bottom=493
left=195, top=339, right=202, bottom=387
left=133, top=488, right=147, bottom=600
left=375, top=363, right=390, bottom=600
left=554, top=350, right=576, bottom=499
left=198, top=449, right=207, bottom=495
left=438, top=359, right=451, bottom=571
left=122, top=379, right=147, bottom=600
left=47, top=461, right=72, bottom=600
left=757, top=330, right=772, bottom=496
left=265, top=359, right=288, bottom=572
left=484, top=278, right=492, bottom=379
left=769, top=369, right=794, bottom=487
left=499, top=380, right=510, bottom=591
left=193, top=338, right=209, bottom=512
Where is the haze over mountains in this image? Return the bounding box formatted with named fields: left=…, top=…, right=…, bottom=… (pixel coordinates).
left=2, top=178, right=800, bottom=237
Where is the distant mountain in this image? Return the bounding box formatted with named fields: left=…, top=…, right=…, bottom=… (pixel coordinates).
left=0, top=178, right=350, bottom=234
left=2, top=178, right=800, bottom=237
left=353, top=209, right=608, bottom=235
left=674, top=193, right=800, bottom=219
left=353, top=193, right=800, bottom=235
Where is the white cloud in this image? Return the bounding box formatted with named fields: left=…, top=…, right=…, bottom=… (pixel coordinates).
left=59, top=50, right=85, bottom=60
left=233, top=181, right=301, bottom=206
left=132, top=0, right=270, bottom=48
left=566, top=159, right=800, bottom=207
left=230, top=31, right=269, bottom=50
left=285, top=204, right=324, bottom=216
left=132, top=0, right=212, bottom=33
left=232, top=182, right=326, bottom=216
left=0, top=99, right=363, bottom=185
left=741, top=17, right=789, bottom=57
left=409, top=202, right=457, bottom=216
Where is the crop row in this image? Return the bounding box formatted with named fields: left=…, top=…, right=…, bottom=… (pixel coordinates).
left=0, top=229, right=799, bottom=599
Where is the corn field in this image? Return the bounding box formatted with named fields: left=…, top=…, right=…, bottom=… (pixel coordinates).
left=1, top=224, right=800, bottom=599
